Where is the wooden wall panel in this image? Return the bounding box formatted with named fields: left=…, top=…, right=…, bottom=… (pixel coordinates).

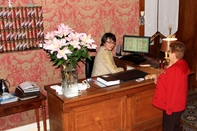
left=68, top=97, right=126, bottom=131
left=176, top=0, right=197, bottom=84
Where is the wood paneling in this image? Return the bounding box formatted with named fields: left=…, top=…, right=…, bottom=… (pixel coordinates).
left=45, top=60, right=164, bottom=131
left=176, top=0, right=197, bottom=86
left=45, top=83, right=163, bottom=131
left=72, top=97, right=126, bottom=131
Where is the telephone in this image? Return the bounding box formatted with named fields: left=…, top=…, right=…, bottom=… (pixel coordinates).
left=19, top=81, right=36, bottom=89
left=15, top=81, right=40, bottom=98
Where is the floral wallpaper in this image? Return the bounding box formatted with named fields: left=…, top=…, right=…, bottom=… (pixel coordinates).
left=0, top=0, right=139, bottom=130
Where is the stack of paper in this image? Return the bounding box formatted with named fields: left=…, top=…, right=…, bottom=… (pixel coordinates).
left=0, top=93, right=18, bottom=104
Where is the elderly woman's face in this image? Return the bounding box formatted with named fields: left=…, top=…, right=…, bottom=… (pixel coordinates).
left=168, top=48, right=177, bottom=62
left=104, top=38, right=116, bottom=51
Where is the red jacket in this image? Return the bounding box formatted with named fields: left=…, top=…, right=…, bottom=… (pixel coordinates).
left=152, top=59, right=190, bottom=115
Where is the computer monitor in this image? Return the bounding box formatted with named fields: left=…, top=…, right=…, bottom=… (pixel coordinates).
left=122, top=35, right=150, bottom=54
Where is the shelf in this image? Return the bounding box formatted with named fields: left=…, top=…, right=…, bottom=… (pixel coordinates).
left=0, top=6, right=44, bottom=53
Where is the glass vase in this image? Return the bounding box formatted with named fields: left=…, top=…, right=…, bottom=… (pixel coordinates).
left=61, top=66, right=78, bottom=98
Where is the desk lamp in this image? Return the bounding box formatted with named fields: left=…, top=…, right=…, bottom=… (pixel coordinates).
left=161, top=37, right=177, bottom=60
left=160, top=25, right=177, bottom=61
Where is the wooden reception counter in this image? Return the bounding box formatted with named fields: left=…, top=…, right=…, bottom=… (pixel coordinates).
left=44, top=58, right=195, bottom=131
left=45, top=58, right=165, bottom=131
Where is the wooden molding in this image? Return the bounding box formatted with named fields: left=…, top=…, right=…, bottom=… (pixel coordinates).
left=139, top=0, right=145, bottom=36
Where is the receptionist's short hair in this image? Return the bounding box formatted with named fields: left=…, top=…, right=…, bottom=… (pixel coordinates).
left=100, top=32, right=116, bottom=46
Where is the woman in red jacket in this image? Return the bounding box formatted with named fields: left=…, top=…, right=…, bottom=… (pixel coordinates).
left=152, top=41, right=190, bottom=131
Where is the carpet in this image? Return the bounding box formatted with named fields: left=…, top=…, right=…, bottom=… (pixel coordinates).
left=181, top=89, right=197, bottom=131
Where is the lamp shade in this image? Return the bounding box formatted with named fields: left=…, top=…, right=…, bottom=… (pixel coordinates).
left=161, top=37, right=177, bottom=52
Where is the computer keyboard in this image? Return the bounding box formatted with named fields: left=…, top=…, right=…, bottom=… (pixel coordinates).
left=119, top=55, right=147, bottom=64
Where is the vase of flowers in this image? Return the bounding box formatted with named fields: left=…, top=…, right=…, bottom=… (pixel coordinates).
left=61, top=64, right=78, bottom=97
left=43, top=23, right=97, bottom=97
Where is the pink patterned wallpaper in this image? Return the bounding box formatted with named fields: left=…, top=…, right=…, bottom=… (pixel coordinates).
left=0, top=0, right=139, bottom=130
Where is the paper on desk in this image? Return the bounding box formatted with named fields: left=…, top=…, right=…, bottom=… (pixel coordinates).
left=127, top=65, right=135, bottom=70
left=50, top=82, right=90, bottom=95
left=50, top=85, right=63, bottom=95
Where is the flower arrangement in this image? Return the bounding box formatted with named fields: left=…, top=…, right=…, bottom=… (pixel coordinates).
left=43, top=23, right=97, bottom=68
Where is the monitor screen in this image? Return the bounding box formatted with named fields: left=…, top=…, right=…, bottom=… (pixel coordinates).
left=122, top=35, right=150, bottom=54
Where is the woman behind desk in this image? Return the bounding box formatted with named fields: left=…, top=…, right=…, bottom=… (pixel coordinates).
left=91, top=32, right=124, bottom=77
left=152, top=41, right=190, bottom=131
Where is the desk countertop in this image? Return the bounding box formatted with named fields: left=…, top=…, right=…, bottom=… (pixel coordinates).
left=45, top=57, right=195, bottom=103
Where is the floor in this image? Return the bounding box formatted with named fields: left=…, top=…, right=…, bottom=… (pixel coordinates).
left=7, top=119, right=50, bottom=131
left=181, top=89, right=197, bottom=131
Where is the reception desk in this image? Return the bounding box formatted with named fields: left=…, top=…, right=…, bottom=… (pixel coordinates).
left=44, top=58, right=195, bottom=131
left=45, top=58, right=165, bottom=131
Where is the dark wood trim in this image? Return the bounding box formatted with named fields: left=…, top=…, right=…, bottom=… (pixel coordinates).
left=176, top=0, right=197, bottom=86
left=139, top=0, right=144, bottom=36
